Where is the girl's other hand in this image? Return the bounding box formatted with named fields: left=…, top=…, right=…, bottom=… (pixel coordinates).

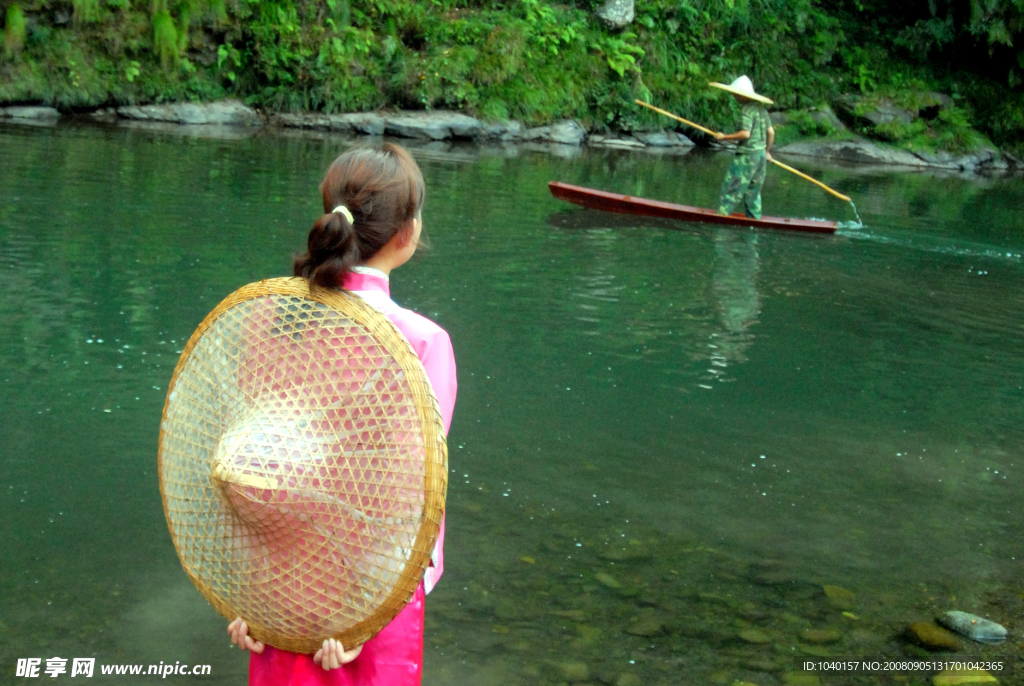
left=227, top=618, right=265, bottom=654
left=313, top=638, right=363, bottom=670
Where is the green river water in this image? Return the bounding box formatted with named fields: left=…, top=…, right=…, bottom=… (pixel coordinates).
left=2, top=122, right=1022, bottom=685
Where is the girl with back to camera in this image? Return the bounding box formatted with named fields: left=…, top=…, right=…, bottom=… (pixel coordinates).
left=227, top=143, right=457, bottom=686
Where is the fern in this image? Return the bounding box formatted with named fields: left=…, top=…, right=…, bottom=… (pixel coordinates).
left=153, top=11, right=179, bottom=66
left=3, top=4, right=26, bottom=57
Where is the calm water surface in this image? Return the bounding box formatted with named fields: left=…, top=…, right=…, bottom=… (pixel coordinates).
left=2, top=122, right=1023, bottom=685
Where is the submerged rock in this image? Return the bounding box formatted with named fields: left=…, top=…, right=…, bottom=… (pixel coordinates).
left=905, top=621, right=963, bottom=651
left=625, top=611, right=664, bottom=637
left=738, top=628, right=773, bottom=644
left=932, top=668, right=998, bottom=685
left=937, top=611, right=1007, bottom=644
left=822, top=585, right=856, bottom=611
left=781, top=672, right=821, bottom=686
left=551, top=660, right=589, bottom=681
left=598, top=545, right=651, bottom=562
left=798, top=628, right=842, bottom=644
left=595, top=572, right=622, bottom=589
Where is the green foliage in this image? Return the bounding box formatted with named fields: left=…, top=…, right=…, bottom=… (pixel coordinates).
left=152, top=11, right=178, bottom=67
left=845, top=0, right=1024, bottom=89
left=73, top=0, right=101, bottom=25
left=591, top=32, right=645, bottom=77
left=0, top=0, right=1019, bottom=153
left=4, top=4, right=26, bottom=57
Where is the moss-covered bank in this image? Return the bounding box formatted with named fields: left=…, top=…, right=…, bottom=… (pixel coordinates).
left=2, top=0, right=1023, bottom=155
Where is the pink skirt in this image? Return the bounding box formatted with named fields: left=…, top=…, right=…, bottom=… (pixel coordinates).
left=248, top=583, right=425, bottom=686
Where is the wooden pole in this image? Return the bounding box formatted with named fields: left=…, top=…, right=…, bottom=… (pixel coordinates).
left=768, top=159, right=851, bottom=203
left=635, top=99, right=853, bottom=205
left=634, top=100, right=719, bottom=137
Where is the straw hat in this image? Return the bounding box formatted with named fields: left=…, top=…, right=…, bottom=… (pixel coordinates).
left=709, top=75, right=773, bottom=105
left=158, top=277, right=447, bottom=653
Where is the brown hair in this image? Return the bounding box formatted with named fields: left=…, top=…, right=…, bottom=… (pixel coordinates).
left=294, top=143, right=425, bottom=288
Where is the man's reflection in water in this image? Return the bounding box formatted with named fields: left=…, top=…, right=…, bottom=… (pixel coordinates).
left=704, top=229, right=761, bottom=385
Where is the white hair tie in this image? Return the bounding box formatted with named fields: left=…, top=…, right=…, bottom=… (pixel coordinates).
left=331, top=205, right=354, bottom=224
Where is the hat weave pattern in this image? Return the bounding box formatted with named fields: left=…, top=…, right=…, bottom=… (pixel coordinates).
left=159, top=278, right=447, bottom=653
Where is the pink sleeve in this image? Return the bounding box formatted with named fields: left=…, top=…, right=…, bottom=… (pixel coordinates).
left=418, top=328, right=457, bottom=434
left=414, top=327, right=455, bottom=593
left=386, top=311, right=456, bottom=594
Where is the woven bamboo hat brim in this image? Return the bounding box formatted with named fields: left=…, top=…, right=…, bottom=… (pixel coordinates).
left=158, top=277, right=447, bottom=654
left=709, top=75, right=773, bottom=105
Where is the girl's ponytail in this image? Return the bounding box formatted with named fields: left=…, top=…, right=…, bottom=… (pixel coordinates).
left=294, top=209, right=360, bottom=289
left=294, top=144, right=425, bottom=288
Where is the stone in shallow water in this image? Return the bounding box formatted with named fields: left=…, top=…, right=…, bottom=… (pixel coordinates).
left=937, top=610, right=1007, bottom=644
left=598, top=545, right=651, bottom=562
left=905, top=621, right=963, bottom=651
left=738, top=628, right=772, bottom=644
left=932, top=668, right=998, bottom=685
left=595, top=572, right=622, bottom=589
left=742, top=656, right=783, bottom=673
left=616, top=674, right=643, bottom=686
left=781, top=672, right=821, bottom=686
left=493, top=599, right=522, bottom=621
left=822, top=585, right=855, bottom=610
left=625, top=613, right=664, bottom=637
left=553, top=661, right=589, bottom=681
left=797, top=643, right=833, bottom=658
left=798, top=628, right=842, bottom=644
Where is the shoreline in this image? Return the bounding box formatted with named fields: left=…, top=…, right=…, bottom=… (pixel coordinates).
left=3, top=100, right=1021, bottom=178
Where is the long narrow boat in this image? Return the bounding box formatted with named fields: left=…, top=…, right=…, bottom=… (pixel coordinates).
left=549, top=181, right=837, bottom=234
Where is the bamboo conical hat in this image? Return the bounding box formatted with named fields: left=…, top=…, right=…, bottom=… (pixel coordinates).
left=158, top=277, right=447, bottom=653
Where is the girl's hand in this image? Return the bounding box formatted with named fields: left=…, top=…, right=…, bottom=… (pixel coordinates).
left=313, top=638, right=363, bottom=670
left=227, top=618, right=265, bottom=654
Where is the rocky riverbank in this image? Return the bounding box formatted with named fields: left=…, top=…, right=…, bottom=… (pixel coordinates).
left=3, top=100, right=1020, bottom=175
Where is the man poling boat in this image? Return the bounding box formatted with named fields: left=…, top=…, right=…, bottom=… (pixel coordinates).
left=708, top=75, right=776, bottom=220
left=633, top=89, right=855, bottom=215
left=548, top=81, right=857, bottom=234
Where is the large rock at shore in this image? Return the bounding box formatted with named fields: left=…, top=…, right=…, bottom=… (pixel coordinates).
left=1, top=106, right=60, bottom=121
left=595, top=0, right=634, bottom=28
left=834, top=92, right=954, bottom=129
left=835, top=95, right=914, bottom=127
left=482, top=120, right=523, bottom=140
left=523, top=119, right=586, bottom=145
left=118, top=100, right=261, bottom=126
left=634, top=129, right=695, bottom=147
left=778, top=137, right=1005, bottom=172
left=383, top=111, right=482, bottom=140
left=271, top=112, right=385, bottom=135
left=777, top=138, right=927, bottom=167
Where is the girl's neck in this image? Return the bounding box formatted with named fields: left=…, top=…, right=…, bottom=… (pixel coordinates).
left=350, top=264, right=389, bottom=281
left=360, top=252, right=399, bottom=276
